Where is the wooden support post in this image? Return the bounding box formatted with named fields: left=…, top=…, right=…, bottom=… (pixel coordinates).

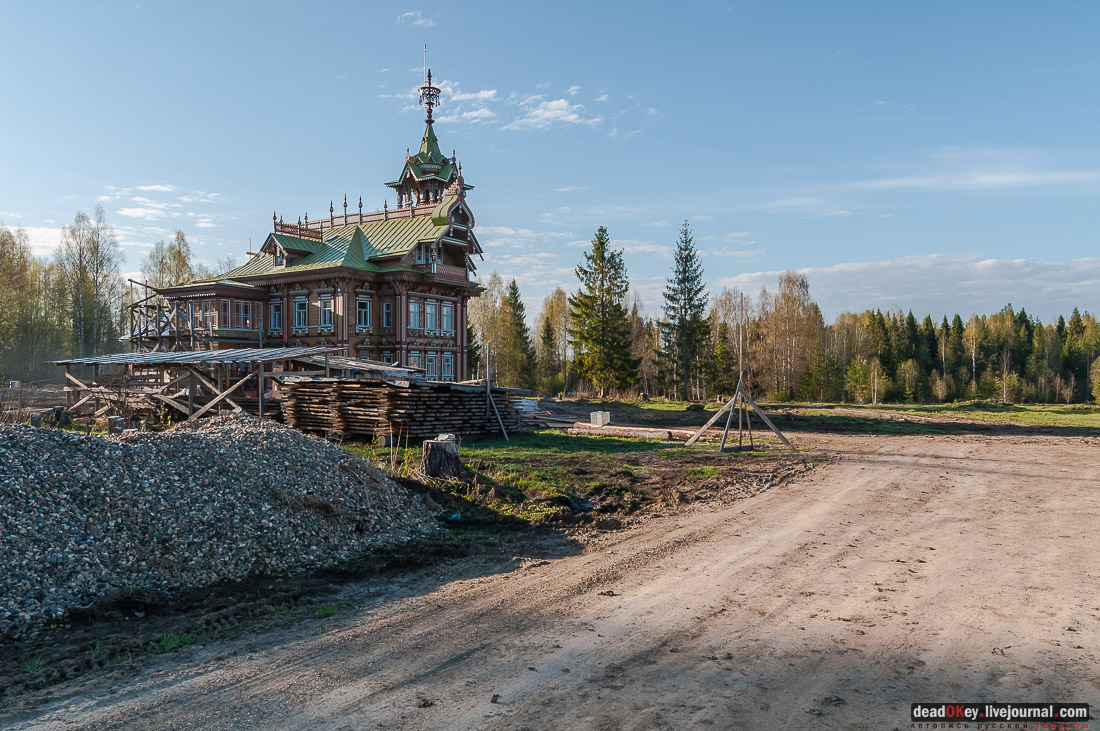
left=685, top=392, right=737, bottom=446
left=719, top=374, right=744, bottom=452
left=257, top=361, right=265, bottom=419
left=739, top=388, right=794, bottom=452
left=487, top=389, right=509, bottom=442
left=188, top=371, right=256, bottom=421
left=188, top=372, right=194, bottom=414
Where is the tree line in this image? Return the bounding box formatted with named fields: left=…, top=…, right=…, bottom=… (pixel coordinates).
left=471, top=223, right=1100, bottom=405
left=0, top=211, right=222, bottom=381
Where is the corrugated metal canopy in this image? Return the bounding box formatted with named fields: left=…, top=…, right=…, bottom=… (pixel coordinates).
left=52, top=346, right=342, bottom=366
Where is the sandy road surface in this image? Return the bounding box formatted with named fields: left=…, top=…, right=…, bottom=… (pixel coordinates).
left=8, top=433, right=1099, bottom=730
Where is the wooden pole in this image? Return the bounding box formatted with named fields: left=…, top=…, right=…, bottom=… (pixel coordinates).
left=257, top=361, right=265, bottom=419
left=188, top=371, right=256, bottom=421
left=739, top=387, right=794, bottom=452
left=719, top=374, right=743, bottom=452
left=685, top=391, right=738, bottom=446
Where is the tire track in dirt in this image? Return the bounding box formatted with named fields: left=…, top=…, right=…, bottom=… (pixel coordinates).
left=6, top=434, right=1098, bottom=730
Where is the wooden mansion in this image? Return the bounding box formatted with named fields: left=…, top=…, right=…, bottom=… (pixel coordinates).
left=156, top=70, right=484, bottom=381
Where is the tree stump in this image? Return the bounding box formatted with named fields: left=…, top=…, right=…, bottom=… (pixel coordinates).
left=421, top=434, right=467, bottom=479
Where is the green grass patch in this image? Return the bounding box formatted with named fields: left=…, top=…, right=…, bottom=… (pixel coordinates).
left=691, top=466, right=719, bottom=479
left=154, top=632, right=195, bottom=654
left=313, top=604, right=340, bottom=619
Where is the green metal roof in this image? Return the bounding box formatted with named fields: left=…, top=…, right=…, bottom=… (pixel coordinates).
left=204, top=213, right=452, bottom=282
left=271, top=233, right=324, bottom=254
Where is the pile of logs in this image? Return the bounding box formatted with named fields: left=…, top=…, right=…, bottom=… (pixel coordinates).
left=284, top=380, right=526, bottom=440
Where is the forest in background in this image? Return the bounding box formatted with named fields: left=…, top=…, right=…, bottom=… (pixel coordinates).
left=470, top=224, right=1100, bottom=405
left=4, top=214, right=1099, bottom=405
left=0, top=213, right=231, bottom=382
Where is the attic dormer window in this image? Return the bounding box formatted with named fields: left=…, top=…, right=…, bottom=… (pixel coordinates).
left=416, top=244, right=429, bottom=264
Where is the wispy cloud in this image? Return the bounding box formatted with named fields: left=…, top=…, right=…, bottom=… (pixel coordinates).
left=554, top=186, right=587, bottom=193
left=395, top=9, right=436, bottom=27
left=567, top=85, right=581, bottom=96
left=502, top=98, right=604, bottom=131
left=137, top=184, right=176, bottom=192
left=845, top=170, right=1100, bottom=191
left=594, top=93, right=609, bottom=102
left=715, top=254, right=1100, bottom=321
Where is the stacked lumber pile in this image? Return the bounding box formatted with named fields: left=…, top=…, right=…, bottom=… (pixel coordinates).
left=284, top=380, right=526, bottom=440
left=283, top=381, right=338, bottom=433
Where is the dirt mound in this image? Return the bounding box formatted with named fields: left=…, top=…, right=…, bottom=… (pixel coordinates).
left=0, top=414, right=439, bottom=642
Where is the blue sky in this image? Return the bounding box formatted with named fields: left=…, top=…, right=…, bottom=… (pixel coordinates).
left=2, top=1, right=1098, bottom=322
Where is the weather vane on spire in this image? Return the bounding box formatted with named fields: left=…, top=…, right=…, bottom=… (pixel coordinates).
left=419, top=45, right=441, bottom=125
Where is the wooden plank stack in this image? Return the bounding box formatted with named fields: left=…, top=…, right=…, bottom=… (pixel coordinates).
left=283, top=379, right=527, bottom=440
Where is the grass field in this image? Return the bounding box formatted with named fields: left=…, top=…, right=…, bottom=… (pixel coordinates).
left=798, top=402, right=1100, bottom=428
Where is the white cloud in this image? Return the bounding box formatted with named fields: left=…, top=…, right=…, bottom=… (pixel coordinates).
left=395, top=9, right=436, bottom=27
left=645, top=107, right=659, bottom=116
left=450, top=88, right=498, bottom=103
left=567, top=85, right=581, bottom=96
left=643, top=220, right=671, bottom=228
left=502, top=98, right=604, bottom=131
left=137, top=184, right=176, bottom=192
left=715, top=254, right=1100, bottom=321
left=873, top=100, right=889, bottom=106
left=436, top=107, right=497, bottom=124
left=845, top=170, right=1100, bottom=191
left=701, top=247, right=765, bottom=259
left=723, top=232, right=753, bottom=242
left=554, top=186, right=587, bottom=193
left=618, top=239, right=672, bottom=257
left=118, top=207, right=167, bottom=220
left=477, top=225, right=573, bottom=251
left=818, top=209, right=854, bottom=217
left=195, top=220, right=216, bottom=229
left=177, top=191, right=222, bottom=204
left=594, top=93, right=610, bottom=102
left=14, top=226, right=63, bottom=256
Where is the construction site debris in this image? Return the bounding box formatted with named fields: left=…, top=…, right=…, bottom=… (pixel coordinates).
left=284, top=379, right=526, bottom=440
left=0, top=414, right=439, bottom=642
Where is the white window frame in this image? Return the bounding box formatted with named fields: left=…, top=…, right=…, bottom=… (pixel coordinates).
left=425, top=300, right=438, bottom=332
left=409, top=299, right=422, bottom=330
left=426, top=351, right=438, bottom=378
left=356, top=296, right=372, bottom=330
left=269, top=301, right=283, bottom=332
left=442, top=352, right=454, bottom=380
left=441, top=301, right=454, bottom=333
left=409, top=350, right=422, bottom=369
left=382, top=300, right=393, bottom=328
left=318, top=295, right=334, bottom=329
left=293, top=298, right=308, bottom=331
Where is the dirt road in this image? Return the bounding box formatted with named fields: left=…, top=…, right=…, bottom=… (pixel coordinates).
left=8, top=433, right=1099, bottom=729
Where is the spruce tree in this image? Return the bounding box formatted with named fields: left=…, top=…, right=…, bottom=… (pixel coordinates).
left=660, top=221, right=708, bottom=401
left=536, top=316, right=562, bottom=394
left=466, top=322, right=481, bottom=379
left=568, top=227, right=638, bottom=395
left=496, top=279, right=535, bottom=389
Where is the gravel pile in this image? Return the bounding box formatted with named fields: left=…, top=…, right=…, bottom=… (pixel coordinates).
left=0, top=414, right=440, bottom=641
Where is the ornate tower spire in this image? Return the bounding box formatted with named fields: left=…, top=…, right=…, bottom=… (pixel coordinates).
left=419, top=68, right=441, bottom=125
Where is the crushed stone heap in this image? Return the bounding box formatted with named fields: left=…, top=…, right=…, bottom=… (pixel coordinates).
left=0, top=414, right=439, bottom=641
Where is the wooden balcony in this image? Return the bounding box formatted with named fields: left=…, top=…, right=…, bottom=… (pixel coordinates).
left=413, top=262, right=469, bottom=281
